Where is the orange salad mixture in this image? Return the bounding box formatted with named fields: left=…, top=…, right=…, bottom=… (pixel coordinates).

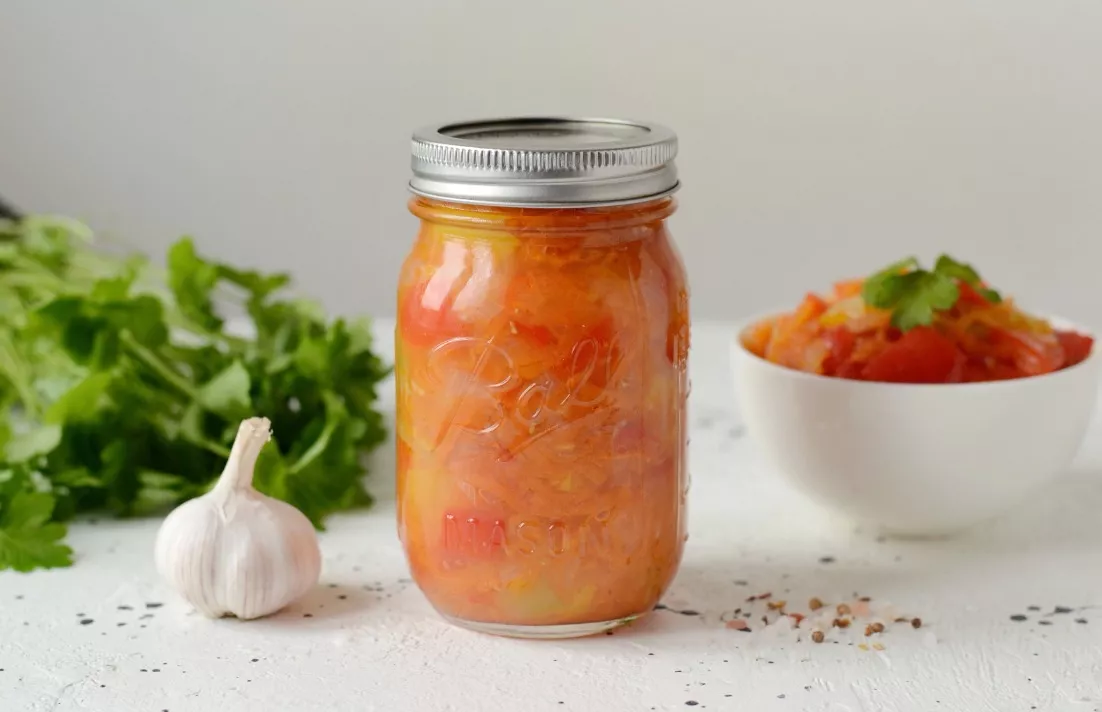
left=743, top=255, right=1093, bottom=384
left=396, top=197, right=689, bottom=627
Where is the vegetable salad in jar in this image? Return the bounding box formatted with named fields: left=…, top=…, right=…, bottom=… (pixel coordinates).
left=397, top=118, right=689, bottom=638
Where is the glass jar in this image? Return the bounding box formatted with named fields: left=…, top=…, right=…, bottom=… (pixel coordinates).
left=396, top=118, right=689, bottom=638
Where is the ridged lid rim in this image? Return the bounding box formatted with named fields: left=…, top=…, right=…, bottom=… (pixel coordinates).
left=409, top=116, right=679, bottom=207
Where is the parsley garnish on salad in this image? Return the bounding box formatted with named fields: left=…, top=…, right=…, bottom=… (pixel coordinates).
left=0, top=216, right=389, bottom=571
left=862, top=254, right=1002, bottom=331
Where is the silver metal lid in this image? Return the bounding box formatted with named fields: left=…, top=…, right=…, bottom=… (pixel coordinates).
left=409, top=117, right=679, bottom=207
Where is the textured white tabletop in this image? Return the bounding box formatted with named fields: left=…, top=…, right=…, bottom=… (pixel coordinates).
left=2, top=321, right=1101, bottom=712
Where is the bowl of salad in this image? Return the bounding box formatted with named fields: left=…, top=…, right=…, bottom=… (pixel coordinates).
left=731, top=255, right=1099, bottom=535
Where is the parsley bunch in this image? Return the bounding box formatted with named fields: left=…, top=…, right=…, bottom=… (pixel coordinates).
left=861, top=254, right=1001, bottom=331
left=0, top=217, right=389, bottom=571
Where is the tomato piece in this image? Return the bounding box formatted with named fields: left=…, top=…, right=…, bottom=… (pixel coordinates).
left=821, top=327, right=856, bottom=375
left=961, top=358, right=1025, bottom=382
left=834, top=360, right=866, bottom=379
left=956, top=281, right=989, bottom=307
left=510, top=320, right=554, bottom=346
left=860, top=327, right=965, bottom=383
left=1055, top=330, right=1093, bottom=368
left=399, top=280, right=465, bottom=348
left=795, top=293, right=829, bottom=323
left=990, top=329, right=1065, bottom=376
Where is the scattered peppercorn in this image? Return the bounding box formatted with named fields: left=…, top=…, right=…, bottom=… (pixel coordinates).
left=911, top=618, right=922, bottom=629
left=1010, top=615, right=1028, bottom=622
left=1054, top=606, right=1073, bottom=615
left=819, top=556, right=835, bottom=564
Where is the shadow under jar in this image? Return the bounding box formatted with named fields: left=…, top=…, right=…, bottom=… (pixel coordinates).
left=396, top=117, right=690, bottom=638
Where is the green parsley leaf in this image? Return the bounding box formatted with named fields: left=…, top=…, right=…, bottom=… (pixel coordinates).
left=196, top=361, right=252, bottom=420
left=5, top=424, right=62, bottom=462
left=890, top=271, right=959, bottom=331
left=933, top=254, right=1002, bottom=303
left=932, top=254, right=979, bottom=283
left=861, top=254, right=1001, bottom=330
left=0, top=492, right=73, bottom=571
left=861, top=257, right=919, bottom=309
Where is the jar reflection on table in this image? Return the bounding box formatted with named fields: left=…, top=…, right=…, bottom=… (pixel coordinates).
left=396, top=118, right=689, bottom=638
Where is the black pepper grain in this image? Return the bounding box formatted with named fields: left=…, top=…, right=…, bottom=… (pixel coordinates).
left=145, top=602, right=163, bottom=609
left=685, top=703, right=699, bottom=707
left=1054, top=606, right=1073, bottom=614
left=778, top=694, right=786, bottom=699
left=1038, top=620, right=1052, bottom=626
left=303, top=613, right=313, bottom=618
left=79, top=619, right=93, bottom=625
left=1075, top=618, right=1088, bottom=624
left=1027, top=605, right=1040, bottom=611
left=679, top=609, right=700, bottom=617
left=250, top=658, right=259, bottom=663
left=819, top=556, right=835, bottom=564
left=1010, top=615, right=1028, bottom=622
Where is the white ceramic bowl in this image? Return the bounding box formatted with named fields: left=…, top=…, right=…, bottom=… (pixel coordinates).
left=731, top=315, right=1100, bottom=536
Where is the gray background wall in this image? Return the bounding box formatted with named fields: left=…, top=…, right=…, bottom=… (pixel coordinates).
left=2, top=1, right=1100, bottom=324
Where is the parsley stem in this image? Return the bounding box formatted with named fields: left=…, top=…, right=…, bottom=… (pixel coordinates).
left=119, top=332, right=199, bottom=401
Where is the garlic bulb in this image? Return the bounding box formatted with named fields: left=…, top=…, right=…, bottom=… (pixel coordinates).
left=154, top=417, right=321, bottom=619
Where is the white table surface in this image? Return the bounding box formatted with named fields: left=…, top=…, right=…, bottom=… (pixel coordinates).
left=3, top=321, right=1101, bottom=712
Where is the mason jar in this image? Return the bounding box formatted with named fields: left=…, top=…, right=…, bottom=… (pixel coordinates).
left=396, top=117, right=689, bottom=638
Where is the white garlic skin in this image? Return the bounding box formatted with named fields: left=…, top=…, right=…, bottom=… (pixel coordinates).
left=154, top=417, right=321, bottom=620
